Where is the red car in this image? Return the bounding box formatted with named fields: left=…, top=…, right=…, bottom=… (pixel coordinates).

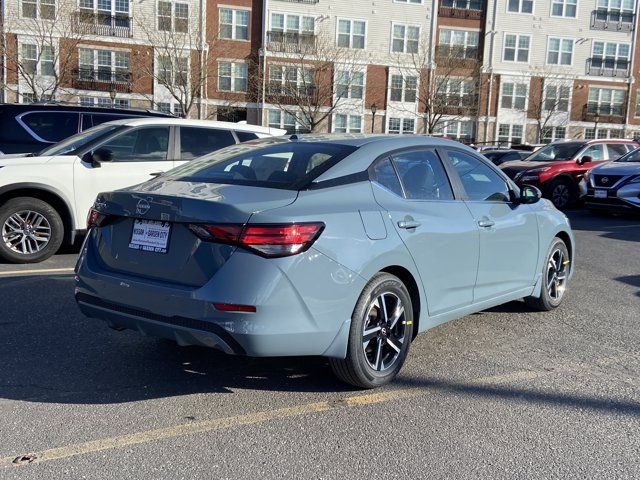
left=500, top=139, right=639, bottom=209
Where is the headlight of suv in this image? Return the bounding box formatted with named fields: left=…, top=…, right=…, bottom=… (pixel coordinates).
left=519, top=167, right=550, bottom=182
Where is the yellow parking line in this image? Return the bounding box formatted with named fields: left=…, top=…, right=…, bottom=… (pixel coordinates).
left=0, top=267, right=75, bottom=277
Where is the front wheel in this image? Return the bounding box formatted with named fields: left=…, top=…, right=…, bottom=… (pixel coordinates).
left=548, top=179, right=576, bottom=210
left=525, top=238, right=570, bottom=311
left=329, top=273, right=414, bottom=389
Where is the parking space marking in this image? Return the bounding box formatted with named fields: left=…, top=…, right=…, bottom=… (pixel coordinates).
left=0, top=268, right=75, bottom=277
left=3, top=354, right=636, bottom=469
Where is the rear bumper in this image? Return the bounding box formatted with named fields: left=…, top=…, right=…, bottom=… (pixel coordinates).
left=74, top=233, right=365, bottom=358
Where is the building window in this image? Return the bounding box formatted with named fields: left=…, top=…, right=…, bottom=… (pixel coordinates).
left=219, top=8, right=249, bottom=40
left=337, top=19, right=366, bottom=49
left=595, top=0, right=635, bottom=25
left=587, top=88, right=625, bottom=116
left=438, top=29, right=480, bottom=59
left=590, top=41, right=630, bottom=74
left=394, top=0, right=423, bottom=3
left=541, top=126, right=566, bottom=142
left=333, top=114, right=362, bottom=133
left=500, top=83, right=527, bottom=110
left=388, top=118, right=416, bottom=134
left=551, top=0, right=577, bottom=17
left=336, top=71, right=364, bottom=99
left=22, top=0, right=55, bottom=19
left=268, top=110, right=307, bottom=133
left=156, top=102, right=171, bottom=114
left=391, top=24, right=420, bottom=53
left=80, top=96, right=129, bottom=108
left=389, top=74, right=417, bottom=103
left=547, top=38, right=574, bottom=65
left=585, top=127, right=624, bottom=139
left=635, top=91, right=640, bottom=117
left=218, top=62, right=247, bottom=92
left=498, top=124, right=523, bottom=144
left=157, top=1, right=188, bottom=33
left=271, top=13, right=315, bottom=34
left=544, top=85, right=571, bottom=112
left=436, top=78, right=476, bottom=106
left=268, top=65, right=314, bottom=97
left=79, top=48, right=130, bottom=82
left=434, top=120, right=474, bottom=142
left=503, top=34, right=530, bottom=63
left=21, top=92, right=37, bottom=103
left=507, top=0, right=533, bottom=13
left=157, top=55, right=188, bottom=87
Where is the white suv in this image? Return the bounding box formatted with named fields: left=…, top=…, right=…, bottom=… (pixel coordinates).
left=0, top=118, right=285, bottom=263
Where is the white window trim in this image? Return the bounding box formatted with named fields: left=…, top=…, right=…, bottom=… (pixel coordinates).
left=219, top=7, right=251, bottom=41
left=546, top=37, right=575, bottom=67
left=635, top=89, right=640, bottom=117
left=336, top=18, right=367, bottom=50
left=217, top=60, right=248, bottom=93
left=506, top=0, right=534, bottom=15
left=155, top=54, right=189, bottom=86
left=502, top=33, right=531, bottom=64
left=269, top=12, right=316, bottom=34
left=500, top=82, right=528, bottom=111
left=18, top=40, right=56, bottom=77
left=439, top=28, right=480, bottom=48
left=392, top=0, right=424, bottom=4
left=542, top=83, right=572, bottom=113
left=20, top=0, right=56, bottom=20
left=496, top=123, right=524, bottom=143
left=435, top=120, right=474, bottom=140
left=591, top=40, right=631, bottom=61
left=549, top=0, right=578, bottom=18
left=332, top=113, right=363, bottom=133
left=156, top=1, right=189, bottom=33
left=267, top=109, right=308, bottom=132
left=388, top=72, right=419, bottom=105
left=334, top=68, right=366, bottom=101
left=387, top=117, right=417, bottom=134
left=390, top=22, right=421, bottom=54
left=80, top=0, right=131, bottom=16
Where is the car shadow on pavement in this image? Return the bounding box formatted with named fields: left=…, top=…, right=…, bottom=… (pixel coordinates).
left=0, top=274, right=353, bottom=405
left=393, top=376, right=640, bottom=418
left=615, top=275, right=640, bottom=297
left=567, top=209, right=640, bottom=243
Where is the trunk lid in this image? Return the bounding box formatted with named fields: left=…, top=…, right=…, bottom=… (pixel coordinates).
left=91, top=179, right=298, bottom=286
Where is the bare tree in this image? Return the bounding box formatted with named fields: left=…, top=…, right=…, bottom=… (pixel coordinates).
left=1, top=0, right=86, bottom=101
left=527, top=70, right=573, bottom=143
left=393, top=33, right=483, bottom=135
left=256, top=32, right=365, bottom=133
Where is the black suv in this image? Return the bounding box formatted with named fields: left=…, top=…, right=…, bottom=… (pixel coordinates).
left=0, top=103, right=172, bottom=155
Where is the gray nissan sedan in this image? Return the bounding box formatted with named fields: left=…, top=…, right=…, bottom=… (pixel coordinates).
left=75, top=135, right=574, bottom=388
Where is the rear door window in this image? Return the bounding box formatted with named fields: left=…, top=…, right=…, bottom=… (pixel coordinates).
left=372, top=158, right=403, bottom=197
left=84, top=113, right=132, bottom=129
left=391, top=150, right=454, bottom=200
left=19, top=111, right=79, bottom=143
left=180, top=127, right=236, bottom=160
left=235, top=131, right=260, bottom=142
left=607, top=143, right=629, bottom=160
left=98, top=127, right=170, bottom=162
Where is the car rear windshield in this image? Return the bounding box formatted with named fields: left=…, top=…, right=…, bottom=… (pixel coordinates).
left=615, top=147, right=640, bottom=162
left=527, top=142, right=584, bottom=162
left=38, top=123, right=121, bottom=156
left=168, top=141, right=358, bottom=190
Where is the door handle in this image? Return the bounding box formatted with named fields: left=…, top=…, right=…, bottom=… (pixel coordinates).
left=477, top=218, right=495, bottom=228
left=150, top=171, right=164, bottom=178
left=397, top=220, right=421, bottom=229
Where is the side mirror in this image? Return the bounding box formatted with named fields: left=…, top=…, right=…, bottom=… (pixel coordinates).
left=577, top=155, right=592, bottom=166
left=90, top=148, right=114, bottom=168
left=519, top=184, right=542, bottom=204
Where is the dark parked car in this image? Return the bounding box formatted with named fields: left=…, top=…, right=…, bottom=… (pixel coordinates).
left=482, top=149, right=530, bottom=166
left=0, top=103, right=172, bottom=155
left=500, top=139, right=638, bottom=209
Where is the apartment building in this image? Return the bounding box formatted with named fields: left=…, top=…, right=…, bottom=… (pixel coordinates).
left=1, top=0, right=639, bottom=142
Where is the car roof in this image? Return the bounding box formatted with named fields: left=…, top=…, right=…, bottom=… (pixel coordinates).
left=0, top=102, right=171, bottom=117
left=104, top=117, right=286, bottom=135
left=548, top=138, right=636, bottom=145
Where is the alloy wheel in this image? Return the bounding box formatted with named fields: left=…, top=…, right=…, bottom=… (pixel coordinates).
left=2, top=210, right=52, bottom=255
left=362, top=292, right=407, bottom=372
left=546, top=248, right=568, bottom=301
left=552, top=184, right=570, bottom=208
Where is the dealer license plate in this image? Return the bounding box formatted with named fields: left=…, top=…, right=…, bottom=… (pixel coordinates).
left=129, top=219, right=171, bottom=254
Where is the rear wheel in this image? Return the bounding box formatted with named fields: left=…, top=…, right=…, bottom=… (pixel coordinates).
left=0, top=197, right=64, bottom=263
left=548, top=179, right=575, bottom=209
left=525, top=238, right=570, bottom=311
left=330, top=273, right=414, bottom=389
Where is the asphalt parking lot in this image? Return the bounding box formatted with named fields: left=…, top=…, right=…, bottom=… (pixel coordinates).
left=0, top=209, right=638, bottom=479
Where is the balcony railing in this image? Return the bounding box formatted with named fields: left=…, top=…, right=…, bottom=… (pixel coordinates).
left=583, top=103, right=625, bottom=123
left=73, top=68, right=132, bottom=93
left=436, top=45, right=479, bottom=60
left=72, top=11, right=132, bottom=38
left=590, top=9, right=634, bottom=31
left=439, top=0, right=483, bottom=19
left=586, top=58, right=630, bottom=77
left=266, top=31, right=316, bottom=53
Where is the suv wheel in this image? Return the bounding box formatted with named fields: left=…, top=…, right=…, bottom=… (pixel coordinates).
left=0, top=197, right=64, bottom=263
left=329, top=273, right=414, bottom=389
left=548, top=179, right=575, bottom=209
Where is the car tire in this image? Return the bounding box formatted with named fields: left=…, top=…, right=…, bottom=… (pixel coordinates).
left=547, top=179, right=575, bottom=210
left=329, top=272, right=414, bottom=389
left=524, top=238, right=570, bottom=311
left=0, top=197, right=64, bottom=264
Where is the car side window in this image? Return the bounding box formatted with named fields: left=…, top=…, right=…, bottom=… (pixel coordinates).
left=98, top=127, right=170, bottom=162
left=20, top=112, right=79, bottom=143
left=582, top=144, right=605, bottom=161
left=235, top=131, right=259, bottom=142
left=180, top=127, right=235, bottom=160
left=372, top=158, right=403, bottom=197
left=392, top=150, right=454, bottom=201
left=85, top=113, right=130, bottom=129
left=606, top=143, right=628, bottom=160
left=447, top=150, right=511, bottom=202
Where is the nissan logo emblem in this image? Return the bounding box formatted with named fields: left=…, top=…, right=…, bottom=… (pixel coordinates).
left=136, top=198, right=151, bottom=215
left=602, top=177, right=609, bottom=184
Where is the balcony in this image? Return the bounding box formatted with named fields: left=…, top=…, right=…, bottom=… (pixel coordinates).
left=439, top=0, right=483, bottom=19
left=590, top=9, right=634, bottom=32
left=266, top=31, right=316, bottom=53
left=586, top=58, right=630, bottom=78
left=583, top=103, right=625, bottom=123
left=72, top=11, right=132, bottom=38
left=434, top=94, right=479, bottom=115
left=435, top=45, right=479, bottom=68
left=73, top=68, right=132, bottom=93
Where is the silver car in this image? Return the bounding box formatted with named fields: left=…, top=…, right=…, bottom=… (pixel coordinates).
left=75, top=135, right=574, bottom=388
left=583, top=148, right=640, bottom=214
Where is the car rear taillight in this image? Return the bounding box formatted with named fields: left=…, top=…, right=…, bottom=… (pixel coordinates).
left=188, top=222, right=325, bottom=258
left=87, top=209, right=115, bottom=229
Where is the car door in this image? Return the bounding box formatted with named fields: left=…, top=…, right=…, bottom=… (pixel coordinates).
left=177, top=126, right=237, bottom=165
left=370, top=149, right=479, bottom=316
left=442, top=148, right=539, bottom=303
left=73, top=126, right=175, bottom=223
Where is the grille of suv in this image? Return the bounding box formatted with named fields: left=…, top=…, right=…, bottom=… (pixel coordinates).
left=592, top=175, right=625, bottom=188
